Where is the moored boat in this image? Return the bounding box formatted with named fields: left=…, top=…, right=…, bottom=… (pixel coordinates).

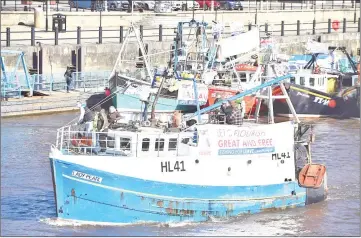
left=272, top=43, right=360, bottom=118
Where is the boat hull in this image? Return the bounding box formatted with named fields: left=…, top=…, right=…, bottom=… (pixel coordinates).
left=50, top=157, right=327, bottom=224
left=272, top=84, right=360, bottom=118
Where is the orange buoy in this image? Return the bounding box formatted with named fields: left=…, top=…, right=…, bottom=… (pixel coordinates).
left=332, top=20, right=340, bottom=31
left=328, top=99, right=336, bottom=108
left=298, top=164, right=327, bottom=189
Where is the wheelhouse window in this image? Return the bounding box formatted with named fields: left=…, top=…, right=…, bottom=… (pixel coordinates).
left=181, top=138, right=190, bottom=144
left=309, top=78, right=315, bottom=86
left=155, top=138, right=165, bottom=151
left=120, top=138, right=131, bottom=151
left=300, top=77, right=305, bottom=86
left=142, top=138, right=150, bottom=151
left=168, top=138, right=178, bottom=151
left=290, top=77, right=296, bottom=84
left=318, top=78, right=324, bottom=86
left=239, top=73, right=247, bottom=82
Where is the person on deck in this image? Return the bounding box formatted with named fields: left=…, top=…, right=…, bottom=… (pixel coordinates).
left=235, top=91, right=246, bottom=119
left=227, top=101, right=243, bottom=126
left=108, top=106, right=123, bottom=125
left=76, top=102, right=95, bottom=133
left=104, top=87, right=111, bottom=97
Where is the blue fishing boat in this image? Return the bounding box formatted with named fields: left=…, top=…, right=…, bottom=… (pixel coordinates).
left=49, top=74, right=328, bottom=224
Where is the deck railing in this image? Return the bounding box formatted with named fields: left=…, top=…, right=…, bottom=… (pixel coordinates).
left=55, top=124, right=195, bottom=157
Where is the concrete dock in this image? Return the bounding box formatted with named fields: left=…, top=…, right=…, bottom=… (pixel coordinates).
left=1, top=90, right=94, bottom=117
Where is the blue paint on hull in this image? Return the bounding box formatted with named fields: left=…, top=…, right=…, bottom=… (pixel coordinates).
left=50, top=158, right=309, bottom=224
left=114, top=93, right=196, bottom=112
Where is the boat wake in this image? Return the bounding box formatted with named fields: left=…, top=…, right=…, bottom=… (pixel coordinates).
left=40, top=216, right=231, bottom=228
left=39, top=217, right=157, bottom=227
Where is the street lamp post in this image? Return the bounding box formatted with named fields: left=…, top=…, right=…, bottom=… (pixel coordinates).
left=255, top=1, right=258, bottom=25
left=46, top=0, right=49, bottom=31
left=354, top=0, right=357, bottom=23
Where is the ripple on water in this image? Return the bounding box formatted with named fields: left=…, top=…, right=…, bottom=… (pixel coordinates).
left=1, top=114, right=360, bottom=236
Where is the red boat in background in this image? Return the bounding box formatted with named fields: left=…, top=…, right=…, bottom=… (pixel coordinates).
left=203, top=86, right=267, bottom=117
left=235, top=64, right=258, bottom=72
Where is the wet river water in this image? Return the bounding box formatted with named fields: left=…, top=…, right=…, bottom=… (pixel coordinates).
left=1, top=112, right=359, bottom=236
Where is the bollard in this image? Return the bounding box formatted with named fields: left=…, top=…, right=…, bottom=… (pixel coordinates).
left=120, top=26, right=123, bottom=43
left=54, top=27, right=59, bottom=45
left=328, top=19, right=331, bottom=33
left=265, top=23, right=268, bottom=34
left=77, top=26, right=81, bottom=44
left=140, top=25, right=143, bottom=39
left=343, top=18, right=346, bottom=33
left=99, top=26, right=103, bottom=44
left=312, top=19, right=316, bottom=35
left=31, top=27, right=35, bottom=46
left=296, top=20, right=300, bottom=36
left=6, top=27, right=10, bottom=47
left=281, top=21, right=284, bottom=36
left=159, top=24, right=163, bottom=42
left=358, top=18, right=360, bottom=32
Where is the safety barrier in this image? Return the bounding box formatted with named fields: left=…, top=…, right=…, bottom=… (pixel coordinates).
left=1, top=18, right=360, bottom=47
left=1, top=70, right=111, bottom=99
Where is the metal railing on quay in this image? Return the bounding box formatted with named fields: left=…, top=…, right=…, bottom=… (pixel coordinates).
left=2, top=18, right=360, bottom=47
left=0, top=0, right=358, bottom=12
left=1, top=70, right=111, bottom=99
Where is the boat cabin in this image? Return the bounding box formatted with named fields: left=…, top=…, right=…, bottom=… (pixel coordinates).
left=289, top=73, right=339, bottom=94
left=103, top=129, right=195, bottom=157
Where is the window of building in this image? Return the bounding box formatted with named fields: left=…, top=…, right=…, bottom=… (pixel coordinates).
left=142, top=138, right=150, bottom=151
left=168, top=138, right=177, bottom=151
left=155, top=138, right=165, bottom=151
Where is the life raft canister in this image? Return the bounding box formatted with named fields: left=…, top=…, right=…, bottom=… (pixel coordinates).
left=298, top=163, right=327, bottom=189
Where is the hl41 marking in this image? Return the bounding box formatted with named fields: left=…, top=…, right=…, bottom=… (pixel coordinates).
left=272, top=152, right=291, bottom=160
left=161, top=161, right=186, bottom=173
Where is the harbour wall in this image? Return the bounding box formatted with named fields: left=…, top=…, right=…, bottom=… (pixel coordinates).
left=2, top=32, right=360, bottom=75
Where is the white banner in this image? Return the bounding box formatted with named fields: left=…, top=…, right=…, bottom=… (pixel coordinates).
left=306, top=40, right=329, bottom=54
left=219, top=28, right=260, bottom=58
left=196, top=121, right=295, bottom=158
left=177, top=81, right=208, bottom=106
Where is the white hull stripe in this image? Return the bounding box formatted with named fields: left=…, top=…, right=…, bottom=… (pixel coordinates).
left=63, top=174, right=306, bottom=202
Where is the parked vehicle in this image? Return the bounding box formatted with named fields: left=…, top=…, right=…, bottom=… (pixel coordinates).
left=171, top=1, right=200, bottom=10
left=136, top=1, right=155, bottom=10
left=108, top=0, right=129, bottom=11
left=220, top=0, right=243, bottom=10
left=196, top=0, right=220, bottom=10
